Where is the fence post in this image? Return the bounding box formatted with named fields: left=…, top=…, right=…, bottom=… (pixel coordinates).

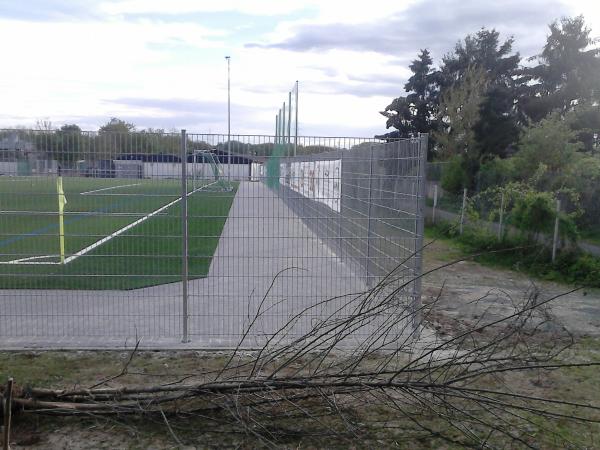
left=338, top=150, right=344, bottom=256
left=365, top=145, right=375, bottom=286
left=459, top=188, right=467, bottom=235
left=498, top=191, right=505, bottom=240
left=552, top=199, right=561, bottom=263
left=181, top=130, right=190, bottom=343
left=3, top=377, right=13, bottom=450
left=411, top=134, right=428, bottom=338
left=432, top=184, right=438, bottom=224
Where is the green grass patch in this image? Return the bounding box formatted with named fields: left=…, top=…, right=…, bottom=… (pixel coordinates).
left=427, top=220, right=600, bottom=288
left=0, top=176, right=236, bottom=289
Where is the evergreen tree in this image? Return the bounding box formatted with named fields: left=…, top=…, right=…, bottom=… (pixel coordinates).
left=378, top=49, right=439, bottom=145
left=520, top=16, right=600, bottom=122
left=440, top=28, right=522, bottom=160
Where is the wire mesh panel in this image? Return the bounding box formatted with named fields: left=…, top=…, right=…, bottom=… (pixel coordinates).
left=186, top=134, right=427, bottom=347
left=0, top=129, right=208, bottom=345
left=0, top=130, right=426, bottom=348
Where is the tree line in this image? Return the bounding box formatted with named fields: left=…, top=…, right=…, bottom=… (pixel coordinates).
left=379, top=15, right=599, bottom=233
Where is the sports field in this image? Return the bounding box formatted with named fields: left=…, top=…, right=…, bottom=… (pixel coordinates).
left=0, top=176, right=236, bottom=290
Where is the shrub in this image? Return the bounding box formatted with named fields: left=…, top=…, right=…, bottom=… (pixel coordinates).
left=441, top=155, right=468, bottom=194
left=509, top=190, right=579, bottom=244
left=476, top=157, right=515, bottom=192
left=428, top=221, right=599, bottom=288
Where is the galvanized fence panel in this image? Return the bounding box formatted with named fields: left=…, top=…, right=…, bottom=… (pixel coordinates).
left=0, top=129, right=426, bottom=348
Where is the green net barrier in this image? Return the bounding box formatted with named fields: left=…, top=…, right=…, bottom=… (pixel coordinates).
left=266, top=142, right=286, bottom=189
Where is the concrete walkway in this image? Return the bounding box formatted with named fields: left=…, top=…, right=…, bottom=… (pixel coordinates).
left=0, top=182, right=368, bottom=349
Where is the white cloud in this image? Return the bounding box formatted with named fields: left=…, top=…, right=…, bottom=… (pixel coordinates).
left=0, top=0, right=598, bottom=136
left=99, top=0, right=309, bottom=17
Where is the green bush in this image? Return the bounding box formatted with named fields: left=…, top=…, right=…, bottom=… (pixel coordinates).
left=441, top=155, right=468, bottom=194
left=510, top=191, right=556, bottom=239
left=477, top=157, right=515, bottom=192
left=509, top=190, right=578, bottom=243
left=429, top=221, right=599, bottom=288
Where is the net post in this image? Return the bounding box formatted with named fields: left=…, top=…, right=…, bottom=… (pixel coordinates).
left=288, top=91, right=292, bottom=157
left=181, top=129, right=190, bottom=343
left=294, top=81, right=298, bottom=157
left=282, top=101, right=286, bottom=148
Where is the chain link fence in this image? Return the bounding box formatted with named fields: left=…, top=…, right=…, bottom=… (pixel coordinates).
left=0, top=129, right=427, bottom=348
left=426, top=181, right=600, bottom=261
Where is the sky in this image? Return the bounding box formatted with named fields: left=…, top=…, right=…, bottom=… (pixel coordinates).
left=0, top=0, right=598, bottom=137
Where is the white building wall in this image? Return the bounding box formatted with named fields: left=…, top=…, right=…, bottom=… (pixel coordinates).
left=0, top=162, right=17, bottom=175
left=142, top=162, right=250, bottom=181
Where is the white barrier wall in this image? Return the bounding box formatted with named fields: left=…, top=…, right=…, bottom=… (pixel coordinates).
left=250, top=163, right=263, bottom=181
left=142, top=162, right=250, bottom=181
left=221, top=164, right=250, bottom=181
left=0, top=162, right=17, bottom=175
left=281, top=160, right=341, bottom=212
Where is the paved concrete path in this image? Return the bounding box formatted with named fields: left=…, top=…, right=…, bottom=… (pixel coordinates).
left=1, top=182, right=369, bottom=349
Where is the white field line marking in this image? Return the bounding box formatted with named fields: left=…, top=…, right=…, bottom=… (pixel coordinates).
left=80, top=183, right=141, bottom=195
left=0, top=184, right=209, bottom=266
left=0, top=255, right=61, bottom=265
left=63, top=186, right=203, bottom=264
left=197, top=180, right=219, bottom=191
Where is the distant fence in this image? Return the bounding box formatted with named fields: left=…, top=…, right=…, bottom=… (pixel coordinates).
left=427, top=183, right=600, bottom=259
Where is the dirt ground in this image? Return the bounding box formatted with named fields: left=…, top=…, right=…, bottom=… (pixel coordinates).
left=3, top=238, right=600, bottom=449
left=422, top=237, right=600, bottom=337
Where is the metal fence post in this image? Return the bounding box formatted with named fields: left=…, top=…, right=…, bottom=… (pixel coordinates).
left=338, top=150, right=344, bottom=255
left=3, top=377, right=14, bottom=450
left=365, top=145, right=375, bottom=285
left=552, top=198, right=561, bottom=263
left=459, top=188, right=467, bottom=235
left=498, top=191, right=505, bottom=240
left=181, top=129, right=190, bottom=343
left=413, top=134, right=428, bottom=336
left=432, top=184, right=438, bottom=224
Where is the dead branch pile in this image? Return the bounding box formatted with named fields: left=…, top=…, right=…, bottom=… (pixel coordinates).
left=3, top=254, right=600, bottom=448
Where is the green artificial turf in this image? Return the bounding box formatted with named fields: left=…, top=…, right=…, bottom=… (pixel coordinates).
left=0, top=176, right=236, bottom=289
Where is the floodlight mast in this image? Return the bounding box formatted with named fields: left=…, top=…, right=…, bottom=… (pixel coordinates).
left=225, top=55, right=231, bottom=182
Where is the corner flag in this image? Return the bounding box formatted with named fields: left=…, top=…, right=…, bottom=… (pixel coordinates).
left=57, top=177, right=67, bottom=264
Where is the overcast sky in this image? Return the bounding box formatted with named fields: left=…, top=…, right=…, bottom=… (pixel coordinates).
left=0, top=0, right=598, bottom=137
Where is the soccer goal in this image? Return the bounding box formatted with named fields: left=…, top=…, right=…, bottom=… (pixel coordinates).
left=190, top=150, right=233, bottom=192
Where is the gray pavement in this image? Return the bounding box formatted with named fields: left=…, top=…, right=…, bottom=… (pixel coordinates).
left=0, top=182, right=372, bottom=349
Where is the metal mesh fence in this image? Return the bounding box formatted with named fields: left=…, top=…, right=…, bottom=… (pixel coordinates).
left=0, top=129, right=427, bottom=349
left=425, top=181, right=600, bottom=267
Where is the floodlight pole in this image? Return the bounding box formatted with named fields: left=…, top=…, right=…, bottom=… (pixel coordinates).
left=225, top=56, right=231, bottom=182
left=294, top=81, right=298, bottom=157
left=287, top=91, right=292, bottom=157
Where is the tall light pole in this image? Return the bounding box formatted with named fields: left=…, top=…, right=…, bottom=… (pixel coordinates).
left=225, top=56, right=231, bottom=181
